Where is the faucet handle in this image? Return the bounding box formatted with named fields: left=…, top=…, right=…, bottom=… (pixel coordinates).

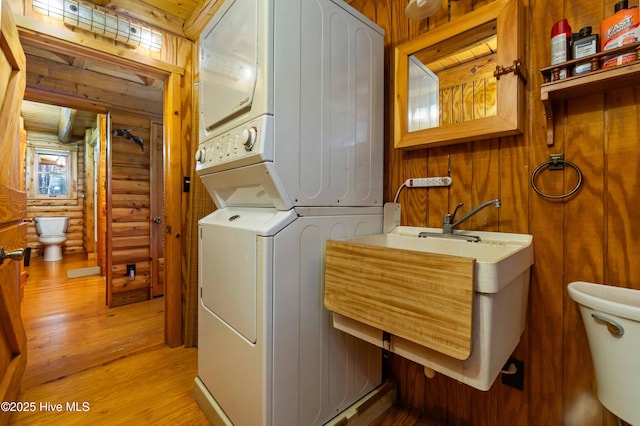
left=443, top=212, right=452, bottom=225
left=450, top=202, right=464, bottom=222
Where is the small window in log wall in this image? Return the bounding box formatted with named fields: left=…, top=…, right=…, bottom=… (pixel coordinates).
left=26, top=143, right=78, bottom=201
left=36, top=149, right=69, bottom=197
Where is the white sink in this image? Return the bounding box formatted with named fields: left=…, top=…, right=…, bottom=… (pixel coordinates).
left=327, top=226, right=534, bottom=391
left=352, top=226, right=533, bottom=293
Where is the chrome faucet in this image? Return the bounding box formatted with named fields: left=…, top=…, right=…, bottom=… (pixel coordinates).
left=443, top=198, right=501, bottom=234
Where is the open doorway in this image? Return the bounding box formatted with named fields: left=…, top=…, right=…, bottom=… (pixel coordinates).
left=21, top=100, right=100, bottom=263
left=20, top=31, right=166, bottom=309
left=21, top=100, right=166, bottom=305
left=19, top=25, right=183, bottom=346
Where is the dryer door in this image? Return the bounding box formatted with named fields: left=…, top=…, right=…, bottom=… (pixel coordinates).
left=200, top=0, right=259, bottom=130
left=199, top=207, right=294, bottom=344
left=200, top=213, right=258, bottom=343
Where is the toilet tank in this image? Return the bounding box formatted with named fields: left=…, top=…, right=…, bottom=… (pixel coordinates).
left=34, top=217, right=69, bottom=235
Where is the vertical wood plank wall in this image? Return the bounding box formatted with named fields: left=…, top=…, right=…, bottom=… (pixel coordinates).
left=347, top=0, right=639, bottom=424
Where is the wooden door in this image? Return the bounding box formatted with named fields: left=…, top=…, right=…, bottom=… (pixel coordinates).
left=0, top=1, right=28, bottom=424
left=150, top=121, right=164, bottom=297
left=107, top=111, right=153, bottom=307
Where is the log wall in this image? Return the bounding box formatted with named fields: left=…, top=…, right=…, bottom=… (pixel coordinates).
left=108, top=110, right=154, bottom=307
left=25, top=133, right=86, bottom=257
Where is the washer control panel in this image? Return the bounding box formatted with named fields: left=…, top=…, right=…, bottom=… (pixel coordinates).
left=195, top=116, right=272, bottom=175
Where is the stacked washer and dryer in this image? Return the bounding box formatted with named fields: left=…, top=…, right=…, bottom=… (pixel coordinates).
left=194, top=1, right=385, bottom=424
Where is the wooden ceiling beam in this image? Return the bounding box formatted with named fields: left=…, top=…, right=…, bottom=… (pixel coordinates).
left=184, top=0, right=223, bottom=41
left=25, top=86, right=111, bottom=114
left=17, top=23, right=183, bottom=78
left=25, top=54, right=163, bottom=102
left=57, top=107, right=77, bottom=143
left=87, top=0, right=187, bottom=37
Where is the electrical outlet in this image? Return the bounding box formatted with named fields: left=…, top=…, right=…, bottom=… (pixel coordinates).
left=126, top=264, right=136, bottom=280
left=501, top=357, right=524, bottom=390
left=405, top=176, right=453, bottom=187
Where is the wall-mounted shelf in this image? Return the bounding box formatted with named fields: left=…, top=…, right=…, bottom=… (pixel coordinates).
left=540, top=42, right=640, bottom=146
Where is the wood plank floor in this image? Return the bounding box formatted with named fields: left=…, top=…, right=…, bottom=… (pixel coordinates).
left=10, top=253, right=208, bottom=425
left=9, top=253, right=440, bottom=425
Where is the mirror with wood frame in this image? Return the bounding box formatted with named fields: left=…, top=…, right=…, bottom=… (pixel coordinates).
left=394, top=0, right=524, bottom=150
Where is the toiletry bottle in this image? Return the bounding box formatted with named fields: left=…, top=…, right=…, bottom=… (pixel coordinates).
left=601, top=0, right=639, bottom=68
left=573, top=26, right=599, bottom=75
left=550, top=19, right=572, bottom=80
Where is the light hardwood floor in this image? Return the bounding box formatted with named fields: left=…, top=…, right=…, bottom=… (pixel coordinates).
left=10, top=254, right=209, bottom=425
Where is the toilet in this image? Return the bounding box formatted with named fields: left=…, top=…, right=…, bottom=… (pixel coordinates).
left=567, top=281, right=640, bottom=425
left=34, top=217, right=69, bottom=262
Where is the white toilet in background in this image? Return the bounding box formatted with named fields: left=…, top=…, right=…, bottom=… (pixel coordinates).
left=568, top=281, right=640, bottom=425
left=34, top=217, right=69, bottom=262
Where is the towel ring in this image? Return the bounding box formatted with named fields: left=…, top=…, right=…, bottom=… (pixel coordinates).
left=530, top=156, right=583, bottom=199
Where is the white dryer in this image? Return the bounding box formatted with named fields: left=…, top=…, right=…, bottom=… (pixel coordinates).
left=194, top=0, right=385, bottom=424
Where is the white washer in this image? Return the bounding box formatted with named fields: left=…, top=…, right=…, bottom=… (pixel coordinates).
left=195, top=0, right=385, bottom=424
left=196, top=206, right=382, bottom=425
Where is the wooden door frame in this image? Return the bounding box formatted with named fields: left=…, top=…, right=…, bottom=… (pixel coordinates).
left=18, top=30, right=184, bottom=347
left=149, top=120, right=165, bottom=298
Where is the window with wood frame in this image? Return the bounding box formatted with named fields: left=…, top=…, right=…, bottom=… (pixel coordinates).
left=25, top=143, right=78, bottom=201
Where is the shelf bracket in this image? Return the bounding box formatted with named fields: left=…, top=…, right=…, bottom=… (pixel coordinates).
left=541, top=95, right=554, bottom=146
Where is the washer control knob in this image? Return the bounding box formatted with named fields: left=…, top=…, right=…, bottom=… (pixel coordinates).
left=241, top=127, right=257, bottom=151
left=195, top=148, right=206, bottom=163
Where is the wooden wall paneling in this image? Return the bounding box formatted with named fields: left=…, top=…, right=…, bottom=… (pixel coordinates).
left=496, top=133, right=529, bottom=425
left=420, top=145, right=452, bottom=423
left=563, top=93, right=605, bottom=426
left=176, top=38, right=194, bottom=341
left=106, top=112, right=113, bottom=306
left=84, top=130, right=96, bottom=257
left=349, top=0, right=640, bottom=424
left=370, top=0, right=412, bottom=411
left=562, top=7, right=606, bottom=423
left=497, top=0, right=528, bottom=426
left=164, top=72, right=183, bottom=347
left=359, top=0, right=377, bottom=25
left=606, top=88, right=640, bottom=288
left=150, top=121, right=165, bottom=298
left=97, top=114, right=107, bottom=275
left=402, top=151, right=429, bottom=226
left=384, top=0, right=407, bottom=205
left=467, top=138, right=500, bottom=426
left=471, top=139, right=500, bottom=229
left=601, top=86, right=640, bottom=426
left=442, top=142, right=475, bottom=426
left=404, top=360, right=425, bottom=413
left=528, top=0, right=565, bottom=424
left=183, top=38, right=204, bottom=347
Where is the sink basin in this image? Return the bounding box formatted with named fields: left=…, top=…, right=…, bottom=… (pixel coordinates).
left=351, top=226, right=533, bottom=293
left=324, top=226, right=534, bottom=391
